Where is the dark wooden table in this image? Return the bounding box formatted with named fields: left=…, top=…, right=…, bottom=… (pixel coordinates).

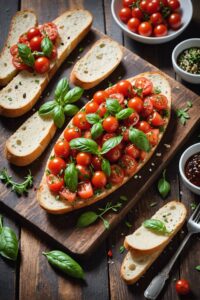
left=0, top=1, right=200, bottom=299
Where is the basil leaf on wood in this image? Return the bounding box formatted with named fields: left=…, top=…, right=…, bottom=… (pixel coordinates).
left=101, top=159, right=111, bottom=176
left=17, top=43, right=35, bottom=67
left=39, top=101, right=56, bottom=115
left=53, top=105, right=65, bottom=128
left=54, top=78, right=70, bottom=101
left=129, top=127, right=150, bottom=152
left=143, top=219, right=170, bottom=235
left=64, top=104, right=79, bottom=116
left=64, top=87, right=84, bottom=103
left=86, top=113, right=101, bottom=124
left=64, top=163, right=78, bottom=192
left=91, top=123, right=103, bottom=139
left=116, top=108, right=133, bottom=120
left=69, top=138, right=99, bottom=155
left=100, top=136, right=123, bottom=154
left=43, top=250, right=84, bottom=279
left=158, top=170, right=170, bottom=198
left=106, top=98, right=122, bottom=115
left=76, top=211, right=98, bottom=228
left=41, top=37, right=53, bottom=57
left=0, top=216, right=18, bottom=261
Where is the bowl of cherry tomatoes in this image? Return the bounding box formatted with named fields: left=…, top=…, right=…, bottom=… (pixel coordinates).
left=111, top=0, right=193, bottom=44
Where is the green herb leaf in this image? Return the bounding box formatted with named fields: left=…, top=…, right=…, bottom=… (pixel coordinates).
left=64, top=87, right=84, bottom=103
left=17, top=43, right=35, bottom=67
left=0, top=216, right=18, bottom=261
left=53, top=105, right=65, bottom=128
left=120, top=195, right=128, bottom=202
left=102, top=218, right=110, bottom=229
left=91, top=123, right=103, bottom=139
left=129, top=127, right=150, bottom=152
left=43, top=250, right=84, bottom=279
left=101, top=159, right=111, bottom=177
left=64, top=104, right=79, bottom=116
left=134, top=87, right=143, bottom=97
left=41, top=37, right=53, bottom=57
left=39, top=101, right=56, bottom=116
left=195, top=265, right=200, bottom=271
left=76, top=211, right=98, bottom=228
left=119, top=245, right=125, bottom=254
left=64, top=163, right=78, bottom=192
left=54, top=78, right=70, bottom=101
left=157, top=170, right=170, bottom=198
left=100, top=136, right=123, bottom=154
left=116, top=108, right=133, bottom=120
left=86, top=113, right=101, bottom=124
left=154, top=87, right=161, bottom=94
left=125, top=221, right=132, bottom=228
left=143, top=219, right=170, bottom=235
left=106, top=98, right=122, bottom=115
left=69, top=138, right=99, bottom=155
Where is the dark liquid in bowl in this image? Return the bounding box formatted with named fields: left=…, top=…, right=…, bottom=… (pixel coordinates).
left=185, top=152, right=200, bottom=187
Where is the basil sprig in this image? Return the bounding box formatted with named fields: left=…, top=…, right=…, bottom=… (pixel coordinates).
left=17, top=43, right=35, bottom=67
left=64, top=163, right=78, bottom=192
left=129, top=127, right=150, bottom=152
left=43, top=250, right=84, bottom=279
left=41, top=37, right=53, bottom=57
left=157, top=170, right=171, bottom=198
left=143, top=219, right=170, bottom=235
left=106, top=98, right=122, bottom=115
left=101, top=136, right=123, bottom=154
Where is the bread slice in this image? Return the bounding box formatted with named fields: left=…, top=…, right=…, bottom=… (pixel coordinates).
left=37, top=72, right=172, bottom=214
left=0, top=10, right=37, bottom=86
left=0, top=9, right=93, bottom=117
left=5, top=112, right=56, bottom=166
left=70, top=38, right=123, bottom=89
left=124, top=201, right=187, bottom=254
left=121, top=201, right=187, bottom=284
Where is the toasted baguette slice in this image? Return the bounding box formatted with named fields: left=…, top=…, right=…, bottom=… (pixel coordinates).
left=0, top=10, right=37, bottom=86
left=121, top=201, right=187, bottom=284
left=37, top=72, right=171, bottom=214
left=124, top=201, right=187, bottom=254
left=0, top=10, right=93, bottom=117
left=70, top=38, right=123, bottom=89
left=5, top=112, right=56, bottom=166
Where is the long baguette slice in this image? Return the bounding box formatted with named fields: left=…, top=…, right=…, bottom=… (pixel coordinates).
left=0, top=9, right=92, bottom=117
left=124, top=201, right=187, bottom=254
left=37, top=72, right=171, bottom=214
left=5, top=112, right=56, bottom=166
left=70, top=38, right=123, bottom=89
left=121, top=201, right=187, bottom=284
left=0, top=10, right=37, bottom=86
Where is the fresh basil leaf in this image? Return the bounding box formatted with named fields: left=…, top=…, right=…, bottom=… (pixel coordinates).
left=116, top=108, right=133, bottom=120
left=101, top=159, right=111, bottom=177
left=64, top=163, right=78, bottom=192
left=102, top=218, right=110, bottom=229
left=64, top=104, right=79, bottom=116
left=143, top=219, right=170, bottom=235
left=76, top=211, right=98, bottom=228
left=0, top=216, right=18, bottom=261
left=53, top=105, right=65, bottom=128
left=64, top=87, right=84, bottom=103
left=39, top=101, right=56, bottom=115
left=158, top=170, right=170, bottom=198
left=129, top=127, right=150, bottom=152
left=69, top=138, right=99, bottom=155
left=100, top=136, right=123, bottom=154
left=54, top=78, right=70, bottom=101
left=17, top=43, right=35, bottom=67
left=91, top=123, right=103, bottom=139
left=41, top=37, right=53, bottom=57
left=43, top=250, right=84, bottom=279
left=86, top=113, right=101, bottom=125
left=195, top=265, right=200, bottom=271
left=106, top=98, right=122, bottom=115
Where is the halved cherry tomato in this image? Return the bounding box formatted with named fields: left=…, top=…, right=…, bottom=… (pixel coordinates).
left=116, top=80, right=132, bottom=97
left=98, top=102, right=107, bottom=118
left=76, top=165, right=91, bottom=181
left=19, top=33, right=29, bottom=44
left=10, top=45, right=18, bottom=56
left=12, top=56, right=29, bottom=71
left=109, top=93, right=124, bottom=107
left=136, top=120, right=151, bottom=133
left=73, top=112, right=91, bottom=130
left=105, top=147, right=122, bottom=163
left=142, top=97, right=153, bottom=117
left=109, top=164, right=125, bottom=184
left=146, top=129, right=159, bottom=146
left=119, top=155, right=138, bottom=176
left=85, top=101, right=99, bottom=114
left=128, top=96, right=143, bottom=113
left=118, top=126, right=129, bottom=142
left=150, top=94, right=168, bottom=110
left=54, top=140, right=70, bottom=158
left=30, top=36, right=43, bottom=51
left=93, top=90, right=108, bottom=104
left=59, top=188, right=76, bottom=202
left=92, top=155, right=102, bottom=170
left=150, top=12, right=163, bottom=25
left=77, top=181, right=94, bottom=199
left=76, top=152, right=92, bottom=166
left=175, top=279, right=190, bottom=295
left=134, top=77, right=153, bottom=96
left=92, top=171, right=107, bottom=188
left=168, top=13, right=182, bottom=29
left=27, top=27, right=41, bottom=40
left=138, top=22, right=152, bottom=37
left=39, top=22, right=58, bottom=41
left=125, top=144, right=140, bottom=159
left=34, top=57, right=50, bottom=73
left=119, top=7, right=132, bottom=23
left=127, top=18, right=141, bottom=33
left=64, top=126, right=81, bottom=142
left=124, top=112, right=139, bottom=127
left=48, top=157, right=66, bottom=175
left=103, top=116, right=119, bottom=133
left=154, top=24, right=168, bottom=37
left=148, top=111, right=165, bottom=126
left=46, top=174, right=64, bottom=192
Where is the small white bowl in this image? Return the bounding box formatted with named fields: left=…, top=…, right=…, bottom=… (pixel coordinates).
left=111, top=0, right=193, bottom=45
left=179, top=143, right=200, bottom=195
left=172, top=38, right=200, bottom=84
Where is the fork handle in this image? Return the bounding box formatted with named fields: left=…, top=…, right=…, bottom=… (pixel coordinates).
left=144, top=232, right=192, bottom=300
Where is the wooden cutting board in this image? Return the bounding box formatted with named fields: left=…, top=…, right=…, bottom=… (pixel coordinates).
left=0, top=27, right=200, bottom=257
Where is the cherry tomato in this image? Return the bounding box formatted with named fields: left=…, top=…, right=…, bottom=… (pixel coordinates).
left=150, top=94, right=168, bottom=110
left=48, top=157, right=66, bottom=175
left=64, top=126, right=81, bottom=142
left=116, top=80, right=132, bottom=97
left=73, top=112, right=90, bottom=130
left=168, top=13, right=182, bottom=29
left=109, top=164, right=125, bottom=184
left=146, top=0, right=160, bottom=14
left=134, top=77, right=153, bottom=96
left=85, top=101, right=99, bottom=114
left=109, top=93, right=125, bottom=107
left=105, top=147, right=122, bottom=162
left=168, top=0, right=180, bottom=11
left=103, top=116, right=119, bottom=133
left=46, top=174, right=64, bottom=193
left=150, top=12, right=163, bottom=25
left=124, top=112, right=139, bottom=127
left=50, top=46, right=57, bottom=60
left=30, top=36, right=43, bottom=51
left=76, top=152, right=92, bottom=166
left=123, top=0, right=136, bottom=8
left=19, top=33, right=29, bottom=44
left=54, top=140, right=70, bottom=158
left=83, top=130, right=92, bottom=139
left=128, top=96, right=143, bottom=113
left=140, top=0, right=149, bottom=11
left=39, top=22, right=58, bottom=41
left=120, top=155, right=138, bottom=176
left=136, top=120, right=151, bottom=133
left=128, top=17, right=141, bottom=33
left=154, top=24, right=168, bottom=37
left=142, top=97, right=153, bottom=117
left=119, top=7, right=132, bottom=23
left=106, top=85, right=118, bottom=96
left=132, top=7, right=143, bottom=19
left=92, top=155, right=102, bottom=170
left=27, top=27, right=41, bottom=40
left=175, top=279, right=190, bottom=295
left=138, top=22, right=152, bottom=37
left=59, top=188, right=76, bottom=202
left=117, top=126, right=129, bottom=142
left=76, top=165, right=91, bottom=181
left=34, top=57, right=50, bottom=73
left=10, top=45, right=18, bottom=56
left=12, top=56, right=29, bottom=71
left=77, top=181, right=94, bottom=199
left=146, top=129, right=159, bottom=146
left=148, top=111, right=165, bottom=126
left=160, top=0, right=168, bottom=5
left=102, top=133, right=116, bottom=144
left=93, top=90, right=108, bottom=104
left=140, top=150, right=147, bottom=161
left=125, top=144, right=140, bottom=159
left=70, top=149, right=78, bottom=158
left=98, top=102, right=107, bottom=118
left=92, top=171, right=107, bottom=188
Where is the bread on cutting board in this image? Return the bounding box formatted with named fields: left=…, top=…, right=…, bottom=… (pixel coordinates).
left=70, top=37, right=123, bottom=89
left=0, top=10, right=37, bottom=86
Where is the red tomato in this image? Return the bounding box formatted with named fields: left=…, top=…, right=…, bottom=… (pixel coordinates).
left=142, top=97, right=153, bottom=117
left=117, top=126, right=129, bottom=142
left=120, top=155, right=138, bottom=176
left=134, top=77, right=153, bottom=96
left=175, top=279, right=190, bottom=295
left=124, top=112, right=139, bottom=127
left=106, top=85, right=118, bottom=96
left=19, top=33, right=29, bottom=44
left=123, top=0, right=136, bottom=8
left=150, top=94, right=168, bottom=110
left=48, top=157, right=66, bottom=175
left=73, top=112, right=90, bottom=130
left=119, top=7, right=132, bottom=23
left=98, top=102, right=107, bottom=118
left=109, top=93, right=124, bottom=107
left=50, top=46, right=57, bottom=60
left=92, top=171, right=107, bottom=188
left=146, top=0, right=160, bottom=14
left=160, top=0, right=168, bottom=5
left=27, top=27, right=41, bottom=40
left=30, top=36, right=43, bottom=51
left=154, top=24, right=168, bottom=37
left=46, top=174, right=64, bottom=193
left=168, top=13, right=182, bottom=29
left=59, top=188, right=76, bottom=202
left=64, top=126, right=81, bottom=142
left=148, top=111, right=165, bottom=126
left=116, top=80, right=132, bottom=97
left=138, top=22, right=152, bottom=37
left=128, top=18, right=141, bottom=33
left=140, top=0, right=149, bottom=11
left=128, top=96, right=143, bottom=113
left=146, top=129, right=159, bottom=146
left=93, top=90, right=108, bottom=104
left=76, top=152, right=92, bottom=166
left=140, top=150, right=147, bottom=161
left=125, top=144, right=140, bottom=159
left=77, top=182, right=94, bottom=199
left=12, top=56, right=29, bottom=71
left=83, top=130, right=92, bottom=139
left=92, top=155, right=102, bottom=170
left=54, top=140, right=70, bottom=158
left=103, top=116, right=119, bottom=133
left=10, top=45, right=18, bottom=56
left=105, top=147, right=122, bottom=162
left=34, top=57, right=50, bottom=73
left=85, top=101, right=99, bottom=114
left=136, top=120, right=151, bottom=133
left=76, top=165, right=91, bottom=181
left=109, top=164, right=125, bottom=184
left=102, top=133, right=116, bottom=144
left=39, top=22, right=58, bottom=41
left=132, top=7, right=143, bottom=19
left=150, top=12, right=163, bottom=25
left=168, top=0, right=180, bottom=11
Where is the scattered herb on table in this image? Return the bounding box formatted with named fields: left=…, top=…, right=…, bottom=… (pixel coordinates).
left=143, top=219, right=170, bottom=235
left=125, top=221, right=132, bottom=228
left=119, top=245, right=125, bottom=254
left=195, top=265, right=200, bottom=272
left=176, top=101, right=193, bottom=126
left=157, top=169, right=171, bottom=198
left=120, top=195, right=128, bottom=202
left=190, top=202, right=197, bottom=211
left=150, top=202, right=158, bottom=207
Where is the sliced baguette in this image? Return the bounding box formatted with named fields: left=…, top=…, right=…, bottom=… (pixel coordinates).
left=124, top=201, right=187, bottom=254
left=0, top=9, right=93, bottom=117
left=37, top=72, right=171, bottom=214
left=5, top=112, right=56, bottom=166
left=0, top=10, right=37, bottom=86
left=70, top=38, right=123, bottom=89
left=121, top=201, right=187, bottom=284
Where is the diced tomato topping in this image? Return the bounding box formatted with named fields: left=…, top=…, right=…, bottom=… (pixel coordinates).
left=119, top=155, right=138, bottom=176
left=77, top=182, right=94, bottom=199
left=59, top=188, right=76, bottom=202
left=109, top=165, right=125, bottom=184
left=146, top=129, right=159, bottom=146
left=46, top=174, right=64, bottom=193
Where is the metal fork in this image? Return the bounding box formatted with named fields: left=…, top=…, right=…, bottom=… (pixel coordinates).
left=144, top=203, right=200, bottom=300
